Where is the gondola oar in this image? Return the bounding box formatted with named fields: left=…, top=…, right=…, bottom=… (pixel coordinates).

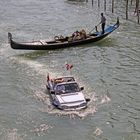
left=89, top=22, right=101, bottom=34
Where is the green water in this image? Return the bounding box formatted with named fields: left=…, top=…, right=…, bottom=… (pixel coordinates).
left=0, top=0, right=140, bottom=140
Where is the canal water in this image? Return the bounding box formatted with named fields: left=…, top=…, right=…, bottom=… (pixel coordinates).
left=0, top=0, right=140, bottom=140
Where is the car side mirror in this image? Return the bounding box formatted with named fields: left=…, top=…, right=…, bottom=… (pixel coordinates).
left=80, top=87, right=84, bottom=91
left=50, top=90, right=55, bottom=94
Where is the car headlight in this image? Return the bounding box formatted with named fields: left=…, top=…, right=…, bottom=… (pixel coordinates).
left=59, top=105, right=68, bottom=110
left=80, top=102, right=87, bottom=107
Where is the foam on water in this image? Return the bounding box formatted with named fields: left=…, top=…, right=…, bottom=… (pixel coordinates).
left=30, top=124, right=53, bottom=136
left=93, top=127, right=103, bottom=136
left=2, top=129, right=23, bottom=140
left=38, top=92, right=111, bottom=119
left=1, top=43, right=111, bottom=119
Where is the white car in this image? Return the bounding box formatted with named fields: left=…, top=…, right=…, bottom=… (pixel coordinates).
left=46, top=76, right=89, bottom=110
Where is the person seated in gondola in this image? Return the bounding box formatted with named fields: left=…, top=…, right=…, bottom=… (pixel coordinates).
left=68, top=30, right=86, bottom=42
left=79, top=29, right=87, bottom=39
left=72, top=30, right=81, bottom=41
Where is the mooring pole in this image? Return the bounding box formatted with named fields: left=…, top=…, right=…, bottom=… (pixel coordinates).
left=126, top=0, right=129, bottom=20
left=98, top=0, right=100, bottom=8
left=136, top=0, right=139, bottom=24
left=112, top=0, right=114, bottom=13
left=104, top=0, right=106, bottom=11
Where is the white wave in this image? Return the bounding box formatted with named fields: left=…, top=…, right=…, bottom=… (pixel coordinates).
left=93, top=127, right=103, bottom=136
left=30, top=124, right=53, bottom=136
left=37, top=92, right=97, bottom=119
left=3, top=129, right=23, bottom=140
left=1, top=43, right=109, bottom=118
left=100, top=95, right=111, bottom=104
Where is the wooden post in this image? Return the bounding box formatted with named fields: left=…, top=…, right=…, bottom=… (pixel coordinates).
left=126, top=0, right=129, bottom=20
left=112, top=0, right=114, bottom=13
left=134, top=0, right=137, bottom=14
left=98, top=0, right=100, bottom=8
left=136, top=0, right=140, bottom=23
left=92, top=0, right=93, bottom=7
left=104, top=0, right=106, bottom=11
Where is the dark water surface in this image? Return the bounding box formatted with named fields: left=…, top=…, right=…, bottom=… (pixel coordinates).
left=0, top=0, right=140, bottom=140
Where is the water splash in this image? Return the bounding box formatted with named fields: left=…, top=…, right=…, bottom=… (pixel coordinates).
left=37, top=92, right=98, bottom=119
left=1, top=44, right=111, bottom=118
left=3, top=129, right=23, bottom=140
left=93, top=127, right=103, bottom=136
left=100, top=95, right=111, bottom=104
left=30, top=124, right=53, bottom=136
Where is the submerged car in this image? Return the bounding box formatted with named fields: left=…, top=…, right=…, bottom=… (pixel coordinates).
left=46, top=76, right=89, bottom=110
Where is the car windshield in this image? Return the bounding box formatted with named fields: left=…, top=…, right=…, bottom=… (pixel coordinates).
left=56, top=83, right=80, bottom=94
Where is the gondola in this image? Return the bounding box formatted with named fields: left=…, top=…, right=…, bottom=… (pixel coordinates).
left=8, top=18, right=119, bottom=50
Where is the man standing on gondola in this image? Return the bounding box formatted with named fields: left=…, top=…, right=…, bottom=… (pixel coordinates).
left=100, top=13, right=106, bottom=34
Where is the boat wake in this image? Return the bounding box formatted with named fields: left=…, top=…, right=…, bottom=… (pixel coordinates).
left=1, top=128, right=23, bottom=140
left=43, top=98, right=97, bottom=119
left=34, top=89, right=111, bottom=119
left=1, top=44, right=111, bottom=118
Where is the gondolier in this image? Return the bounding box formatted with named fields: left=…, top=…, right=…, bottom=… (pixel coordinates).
left=100, top=13, right=106, bottom=34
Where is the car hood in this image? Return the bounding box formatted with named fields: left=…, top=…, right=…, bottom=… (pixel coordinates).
left=56, top=92, right=85, bottom=104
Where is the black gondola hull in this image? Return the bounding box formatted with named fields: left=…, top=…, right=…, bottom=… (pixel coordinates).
left=8, top=19, right=119, bottom=50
